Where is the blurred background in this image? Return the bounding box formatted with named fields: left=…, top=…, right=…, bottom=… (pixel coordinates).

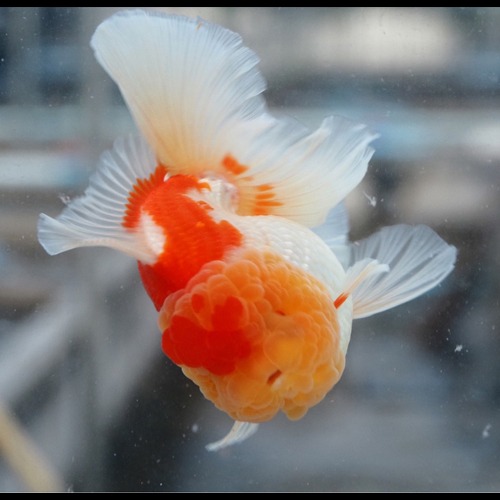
left=0, top=7, right=499, bottom=492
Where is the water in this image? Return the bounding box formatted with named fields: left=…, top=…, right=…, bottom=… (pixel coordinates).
left=1, top=7, right=499, bottom=492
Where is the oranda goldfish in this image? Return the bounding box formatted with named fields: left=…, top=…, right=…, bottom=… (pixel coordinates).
left=37, top=9, right=456, bottom=451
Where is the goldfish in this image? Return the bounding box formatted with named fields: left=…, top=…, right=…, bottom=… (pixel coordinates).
left=37, top=9, right=456, bottom=452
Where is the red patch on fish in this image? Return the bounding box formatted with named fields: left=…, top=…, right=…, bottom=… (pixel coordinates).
left=125, top=169, right=243, bottom=309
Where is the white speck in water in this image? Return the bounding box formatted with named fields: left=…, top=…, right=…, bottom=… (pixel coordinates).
left=454, top=344, right=463, bottom=352
left=482, top=424, right=491, bottom=439
left=363, top=191, right=377, bottom=207
left=191, top=423, right=199, bottom=433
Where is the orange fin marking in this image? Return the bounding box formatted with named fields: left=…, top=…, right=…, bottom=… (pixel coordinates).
left=334, top=293, right=348, bottom=309
left=222, top=154, right=249, bottom=175
left=221, top=155, right=284, bottom=216
left=255, top=199, right=283, bottom=207
left=123, top=164, right=168, bottom=229
left=252, top=190, right=284, bottom=215
left=256, top=192, right=278, bottom=200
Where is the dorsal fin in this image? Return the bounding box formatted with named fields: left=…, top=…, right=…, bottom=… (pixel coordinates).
left=91, top=10, right=377, bottom=228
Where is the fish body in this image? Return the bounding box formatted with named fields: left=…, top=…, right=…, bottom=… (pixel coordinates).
left=37, top=9, right=456, bottom=451
left=156, top=199, right=351, bottom=424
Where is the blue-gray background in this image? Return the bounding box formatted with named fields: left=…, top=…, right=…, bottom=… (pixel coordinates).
left=0, top=7, right=499, bottom=492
